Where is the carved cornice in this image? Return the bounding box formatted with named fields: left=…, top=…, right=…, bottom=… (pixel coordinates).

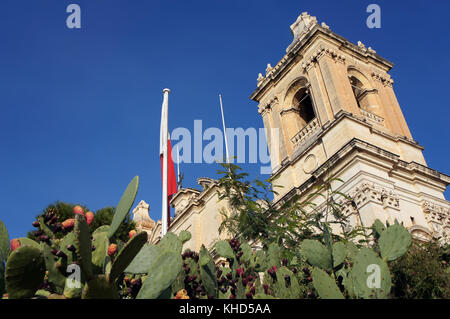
left=301, top=46, right=346, bottom=72
left=258, top=96, right=278, bottom=115
left=344, top=181, right=400, bottom=211
left=371, top=72, right=394, bottom=87
left=422, top=200, right=450, bottom=242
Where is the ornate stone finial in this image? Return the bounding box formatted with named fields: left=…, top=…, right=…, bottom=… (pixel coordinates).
left=132, top=200, right=155, bottom=230
left=357, top=41, right=366, bottom=49
left=290, top=12, right=318, bottom=39
left=265, top=64, right=273, bottom=74
left=287, top=12, right=318, bottom=52
left=321, top=22, right=329, bottom=29
left=257, top=73, right=264, bottom=86
left=368, top=47, right=376, bottom=53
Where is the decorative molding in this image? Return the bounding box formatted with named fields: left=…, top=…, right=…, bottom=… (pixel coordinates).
left=371, top=72, right=394, bottom=87
left=422, top=200, right=450, bottom=242
left=342, top=181, right=400, bottom=211
left=301, top=46, right=346, bottom=71
left=258, top=96, right=278, bottom=114
left=360, top=108, right=385, bottom=126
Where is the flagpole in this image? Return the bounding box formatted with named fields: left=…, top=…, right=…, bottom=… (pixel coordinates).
left=176, top=145, right=180, bottom=189
left=219, top=94, right=230, bottom=165
left=162, top=88, right=170, bottom=236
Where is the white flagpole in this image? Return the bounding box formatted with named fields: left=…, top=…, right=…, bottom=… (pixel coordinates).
left=176, top=145, right=180, bottom=188
left=219, top=94, right=230, bottom=164
left=161, top=88, right=170, bottom=236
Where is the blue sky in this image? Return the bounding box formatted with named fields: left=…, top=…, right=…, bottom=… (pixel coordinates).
left=0, top=0, right=449, bottom=239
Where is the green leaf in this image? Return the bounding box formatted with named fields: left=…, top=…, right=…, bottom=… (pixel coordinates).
left=108, top=176, right=139, bottom=238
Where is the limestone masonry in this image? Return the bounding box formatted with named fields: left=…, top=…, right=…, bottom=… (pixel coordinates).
left=134, top=12, right=450, bottom=250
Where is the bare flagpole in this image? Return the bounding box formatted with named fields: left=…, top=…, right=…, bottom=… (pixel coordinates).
left=219, top=94, right=230, bottom=166
left=176, top=145, right=180, bottom=189
left=161, top=88, right=170, bottom=236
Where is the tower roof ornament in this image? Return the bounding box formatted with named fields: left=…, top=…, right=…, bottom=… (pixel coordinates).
left=287, top=12, right=318, bottom=52
left=132, top=200, right=156, bottom=230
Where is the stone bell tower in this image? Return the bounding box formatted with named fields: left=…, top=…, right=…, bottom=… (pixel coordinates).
left=250, top=12, right=450, bottom=242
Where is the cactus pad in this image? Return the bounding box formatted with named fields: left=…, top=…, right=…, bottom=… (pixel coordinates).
left=82, top=275, right=118, bottom=299
left=300, top=239, right=332, bottom=270
left=350, top=247, right=391, bottom=299
left=108, top=176, right=139, bottom=238
left=5, top=245, right=46, bottom=299
left=0, top=218, right=10, bottom=259
left=136, top=250, right=183, bottom=299
left=332, top=242, right=346, bottom=268
left=215, top=240, right=234, bottom=259
left=125, top=244, right=162, bottom=274
left=74, top=214, right=93, bottom=279
left=158, top=232, right=182, bottom=254
left=379, top=224, right=411, bottom=261
left=311, top=267, right=344, bottom=299
left=109, top=232, right=147, bottom=283
left=178, top=230, right=191, bottom=244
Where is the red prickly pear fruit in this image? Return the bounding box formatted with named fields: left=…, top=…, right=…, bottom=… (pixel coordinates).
left=10, top=239, right=21, bottom=251
left=272, top=266, right=277, bottom=272
left=108, top=243, right=118, bottom=256
left=32, top=221, right=40, bottom=227
left=85, top=211, right=94, bottom=225
left=229, top=294, right=235, bottom=299
left=73, top=205, right=85, bottom=216
left=62, top=218, right=75, bottom=229
left=129, top=230, right=137, bottom=239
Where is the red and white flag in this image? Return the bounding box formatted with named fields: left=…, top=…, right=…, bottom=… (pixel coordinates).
left=159, top=89, right=177, bottom=235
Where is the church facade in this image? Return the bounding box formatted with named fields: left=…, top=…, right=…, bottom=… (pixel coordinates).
left=134, top=12, right=450, bottom=250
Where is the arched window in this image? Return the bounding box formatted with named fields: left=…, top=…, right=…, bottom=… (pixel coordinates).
left=349, top=75, right=370, bottom=110
left=293, top=87, right=315, bottom=126
left=347, top=68, right=379, bottom=116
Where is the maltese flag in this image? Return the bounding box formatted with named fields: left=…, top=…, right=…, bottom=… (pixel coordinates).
left=159, top=89, right=178, bottom=235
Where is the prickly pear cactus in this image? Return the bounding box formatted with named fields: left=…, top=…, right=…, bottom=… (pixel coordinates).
left=82, top=275, right=118, bottom=299
left=350, top=247, right=391, bottom=299
left=159, top=232, right=182, bottom=254
left=300, top=239, right=332, bottom=270
left=125, top=244, right=162, bottom=274
left=108, top=176, right=139, bottom=239
left=109, top=232, right=147, bottom=283
left=379, top=224, right=411, bottom=261
left=178, top=230, right=191, bottom=244
left=0, top=219, right=10, bottom=259
left=311, top=267, right=344, bottom=299
left=5, top=246, right=46, bottom=299
left=332, top=242, right=346, bottom=268
left=272, top=266, right=302, bottom=299
left=198, top=245, right=218, bottom=298
left=136, top=250, right=183, bottom=299
left=74, top=214, right=93, bottom=279
left=215, top=240, right=235, bottom=259
left=91, top=231, right=109, bottom=274
left=372, top=219, right=386, bottom=238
